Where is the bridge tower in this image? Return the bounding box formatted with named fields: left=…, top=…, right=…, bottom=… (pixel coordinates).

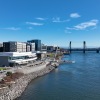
left=69, top=41, right=71, bottom=53
left=83, top=41, right=86, bottom=53
left=96, top=49, right=99, bottom=53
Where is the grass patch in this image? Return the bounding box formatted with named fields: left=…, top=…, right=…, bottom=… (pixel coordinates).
left=47, top=53, right=55, bottom=57
left=0, top=68, right=6, bottom=71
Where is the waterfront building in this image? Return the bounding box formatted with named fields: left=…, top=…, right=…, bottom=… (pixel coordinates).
left=27, top=39, right=41, bottom=51
left=47, top=46, right=55, bottom=52
left=26, top=43, right=35, bottom=52
left=54, top=46, right=60, bottom=51
left=0, top=43, right=3, bottom=47
left=26, top=43, right=31, bottom=52
left=3, top=41, right=26, bottom=52
left=0, top=43, right=3, bottom=52
left=47, top=45, right=60, bottom=52
left=36, top=51, right=47, bottom=60
left=41, top=44, right=47, bottom=51
left=30, top=43, right=35, bottom=52
left=0, top=52, right=37, bottom=67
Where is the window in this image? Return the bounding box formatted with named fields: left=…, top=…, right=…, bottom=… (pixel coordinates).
left=8, top=57, right=11, bottom=60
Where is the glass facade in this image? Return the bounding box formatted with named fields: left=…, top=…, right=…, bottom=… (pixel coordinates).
left=27, top=39, right=41, bottom=51
left=9, top=55, right=36, bottom=60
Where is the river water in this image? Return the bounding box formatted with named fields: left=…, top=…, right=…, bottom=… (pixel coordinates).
left=17, top=52, right=100, bottom=100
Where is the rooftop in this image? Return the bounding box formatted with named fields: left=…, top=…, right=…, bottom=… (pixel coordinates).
left=0, top=52, right=36, bottom=57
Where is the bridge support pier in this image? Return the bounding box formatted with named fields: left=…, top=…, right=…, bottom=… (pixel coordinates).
left=96, top=50, right=99, bottom=53
left=83, top=41, right=86, bottom=53
left=69, top=41, right=71, bottom=53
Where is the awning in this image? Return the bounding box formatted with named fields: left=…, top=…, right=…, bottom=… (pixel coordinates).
left=9, top=60, right=28, bottom=64
left=27, top=55, right=33, bottom=57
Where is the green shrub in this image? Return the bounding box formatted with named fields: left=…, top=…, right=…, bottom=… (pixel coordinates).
left=6, top=71, right=12, bottom=76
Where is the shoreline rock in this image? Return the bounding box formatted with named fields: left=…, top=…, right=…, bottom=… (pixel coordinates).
left=0, top=65, right=55, bottom=100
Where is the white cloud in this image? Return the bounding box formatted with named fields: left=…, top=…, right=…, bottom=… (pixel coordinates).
left=66, top=19, right=99, bottom=30
left=66, top=27, right=75, bottom=30
left=52, top=17, right=70, bottom=23
left=1, top=27, right=20, bottom=30
left=36, top=17, right=47, bottom=20
left=28, top=27, right=33, bottom=29
left=26, top=22, right=44, bottom=26
left=74, top=20, right=99, bottom=30
left=70, top=13, right=81, bottom=18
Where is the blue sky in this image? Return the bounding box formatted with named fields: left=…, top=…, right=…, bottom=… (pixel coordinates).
left=0, top=0, right=100, bottom=47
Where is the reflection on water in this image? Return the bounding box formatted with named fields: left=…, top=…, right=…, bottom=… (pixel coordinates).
left=17, top=53, right=100, bottom=100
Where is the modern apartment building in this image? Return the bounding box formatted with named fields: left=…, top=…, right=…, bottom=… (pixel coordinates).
left=27, top=39, right=41, bottom=51
left=3, top=41, right=26, bottom=52
left=26, top=43, right=31, bottom=52
left=26, top=43, right=35, bottom=52
left=30, top=43, right=35, bottom=52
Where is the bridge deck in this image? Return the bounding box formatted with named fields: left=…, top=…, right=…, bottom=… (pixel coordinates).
left=67, top=48, right=100, bottom=51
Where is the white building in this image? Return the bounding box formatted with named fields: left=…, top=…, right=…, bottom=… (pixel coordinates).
left=0, top=52, right=37, bottom=67
left=3, top=41, right=27, bottom=52
left=41, top=44, right=47, bottom=51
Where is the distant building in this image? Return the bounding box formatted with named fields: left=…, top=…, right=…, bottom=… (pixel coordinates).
left=41, top=44, right=47, bottom=51
left=47, top=46, right=60, bottom=52
left=3, top=41, right=26, bottom=52
left=0, top=43, right=3, bottom=52
left=0, top=43, right=3, bottom=47
left=54, top=46, right=60, bottom=51
left=47, top=46, right=54, bottom=52
left=27, top=39, right=41, bottom=51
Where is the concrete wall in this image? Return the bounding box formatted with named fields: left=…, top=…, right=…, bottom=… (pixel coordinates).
left=18, top=63, right=47, bottom=74
left=0, top=56, right=9, bottom=66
